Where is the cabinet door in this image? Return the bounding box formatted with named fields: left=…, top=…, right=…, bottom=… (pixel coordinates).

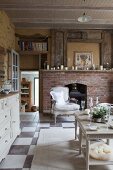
left=10, top=94, right=20, bottom=139
left=8, top=49, right=20, bottom=91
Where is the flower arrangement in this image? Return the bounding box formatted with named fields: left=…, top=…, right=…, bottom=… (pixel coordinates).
left=91, top=106, right=109, bottom=119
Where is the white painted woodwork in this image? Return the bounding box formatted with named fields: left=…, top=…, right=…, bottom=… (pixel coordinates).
left=0, top=93, right=20, bottom=162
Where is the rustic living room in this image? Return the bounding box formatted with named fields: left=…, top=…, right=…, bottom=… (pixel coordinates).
left=0, top=1, right=113, bottom=170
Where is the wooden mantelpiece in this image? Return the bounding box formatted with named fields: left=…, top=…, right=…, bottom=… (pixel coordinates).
left=39, top=70, right=113, bottom=114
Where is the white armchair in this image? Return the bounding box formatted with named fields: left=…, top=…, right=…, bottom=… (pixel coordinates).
left=50, top=86, right=80, bottom=124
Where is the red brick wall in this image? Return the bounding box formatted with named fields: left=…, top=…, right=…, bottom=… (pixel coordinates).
left=40, top=70, right=113, bottom=113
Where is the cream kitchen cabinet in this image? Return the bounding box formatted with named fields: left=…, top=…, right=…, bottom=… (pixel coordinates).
left=10, top=93, right=20, bottom=140
left=0, top=93, right=20, bottom=162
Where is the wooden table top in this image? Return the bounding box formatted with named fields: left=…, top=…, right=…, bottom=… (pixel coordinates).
left=75, top=111, right=113, bottom=136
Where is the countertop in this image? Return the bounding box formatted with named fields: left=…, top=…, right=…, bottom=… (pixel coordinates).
left=0, top=92, right=19, bottom=99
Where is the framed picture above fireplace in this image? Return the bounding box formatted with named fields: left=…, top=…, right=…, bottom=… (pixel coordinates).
left=74, top=52, right=93, bottom=67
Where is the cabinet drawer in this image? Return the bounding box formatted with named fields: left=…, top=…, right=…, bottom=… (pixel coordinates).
left=4, top=98, right=9, bottom=108
left=0, top=99, right=4, bottom=113
left=11, top=121, right=20, bottom=139
left=0, top=122, right=10, bottom=142
left=0, top=133, right=11, bottom=155
left=9, top=94, right=19, bottom=104
left=0, top=109, right=10, bottom=125
left=0, top=98, right=10, bottom=114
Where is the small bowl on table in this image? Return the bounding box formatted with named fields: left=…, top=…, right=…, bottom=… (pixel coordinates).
left=0, top=89, right=10, bottom=95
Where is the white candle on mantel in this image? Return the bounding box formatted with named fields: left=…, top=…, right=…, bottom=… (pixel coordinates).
left=65, top=67, right=68, bottom=70
left=75, top=66, right=78, bottom=70
left=47, top=65, right=49, bottom=70
left=72, top=66, right=74, bottom=70
left=100, top=65, right=103, bottom=70
left=96, top=97, right=99, bottom=105
left=61, top=65, right=64, bottom=70
left=92, top=64, right=95, bottom=70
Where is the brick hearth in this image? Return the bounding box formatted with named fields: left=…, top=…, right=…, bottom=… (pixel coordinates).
left=40, top=70, right=113, bottom=113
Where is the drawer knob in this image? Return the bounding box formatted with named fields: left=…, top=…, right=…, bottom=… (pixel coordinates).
left=5, top=115, right=7, bottom=118
left=5, top=128, right=7, bottom=130
left=5, top=140, right=8, bottom=143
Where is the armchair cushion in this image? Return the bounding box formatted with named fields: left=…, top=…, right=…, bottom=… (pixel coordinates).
left=55, top=102, right=80, bottom=111
left=50, top=91, right=66, bottom=105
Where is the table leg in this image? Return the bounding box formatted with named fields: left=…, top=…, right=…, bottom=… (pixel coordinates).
left=75, top=117, right=77, bottom=139
left=106, top=139, right=109, bottom=145
left=79, top=128, right=82, bottom=155
left=86, top=140, right=90, bottom=170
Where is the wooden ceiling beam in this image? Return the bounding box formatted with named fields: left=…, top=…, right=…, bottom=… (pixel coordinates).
left=1, top=5, right=113, bottom=11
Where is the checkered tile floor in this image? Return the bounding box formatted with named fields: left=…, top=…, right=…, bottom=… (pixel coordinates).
left=0, top=112, right=75, bottom=170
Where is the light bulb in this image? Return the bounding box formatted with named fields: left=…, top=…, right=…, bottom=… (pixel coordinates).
left=78, top=13, right=92, bottom=23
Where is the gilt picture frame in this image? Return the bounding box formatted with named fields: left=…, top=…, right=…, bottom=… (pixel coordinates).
left=74, top=51, right=93, bottom=67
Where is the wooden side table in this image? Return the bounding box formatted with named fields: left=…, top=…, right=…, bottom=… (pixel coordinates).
left=75, top=113, right=113, bottom=170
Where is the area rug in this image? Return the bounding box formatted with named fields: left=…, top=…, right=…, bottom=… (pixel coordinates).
left=31, top=127, right=113, bottom=170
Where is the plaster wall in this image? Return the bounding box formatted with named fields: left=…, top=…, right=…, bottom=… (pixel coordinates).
left=0, top=10, right=15, bottom=49
left=67, top=42, right=100, bottom=67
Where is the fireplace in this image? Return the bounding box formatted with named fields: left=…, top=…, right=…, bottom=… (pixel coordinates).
left=65, top=83, right=87, bottom=109
left=40, top=70, right=113, bottom=114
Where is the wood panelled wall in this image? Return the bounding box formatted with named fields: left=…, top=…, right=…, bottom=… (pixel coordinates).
left=15, top=29, right=113, bottom=70
left=50, top=29, right=112, bottom=68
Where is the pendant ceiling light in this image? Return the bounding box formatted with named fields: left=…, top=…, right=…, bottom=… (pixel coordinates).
left=77, top=0, right=92, bottom=23
left=78, top=12, right=92, bottom=22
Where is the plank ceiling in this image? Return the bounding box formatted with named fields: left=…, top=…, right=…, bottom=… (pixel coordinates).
left=0, top=0, right=113, bottom=29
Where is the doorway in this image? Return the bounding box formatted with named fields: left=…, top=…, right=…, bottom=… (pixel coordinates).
left=21, top=71, right=39, bottom=111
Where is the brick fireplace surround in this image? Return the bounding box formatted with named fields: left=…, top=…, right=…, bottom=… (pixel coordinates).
left=40, top=70, right=113, bottom=113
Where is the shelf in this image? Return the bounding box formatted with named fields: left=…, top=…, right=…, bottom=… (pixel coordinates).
left=21, top=81, right=31, bottom=112
left=19, top=50, right=48, bottom=56
left=21, top=81, right=31, bottom=84
left=18, top=34, right=48, bottom=70
left=12, top=78, right=18, bottom=79
left=15, top=33, right=48, bottom=41
left=21, top=93, right=29, bottom=95
left=21, top=97, right=29, bottom=99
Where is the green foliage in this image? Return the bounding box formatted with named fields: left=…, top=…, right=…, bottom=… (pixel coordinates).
left=92, top=106, right=109, bottom=119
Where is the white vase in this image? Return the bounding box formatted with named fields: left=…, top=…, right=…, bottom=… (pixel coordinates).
left=93, top=118, right=102, bottom=123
